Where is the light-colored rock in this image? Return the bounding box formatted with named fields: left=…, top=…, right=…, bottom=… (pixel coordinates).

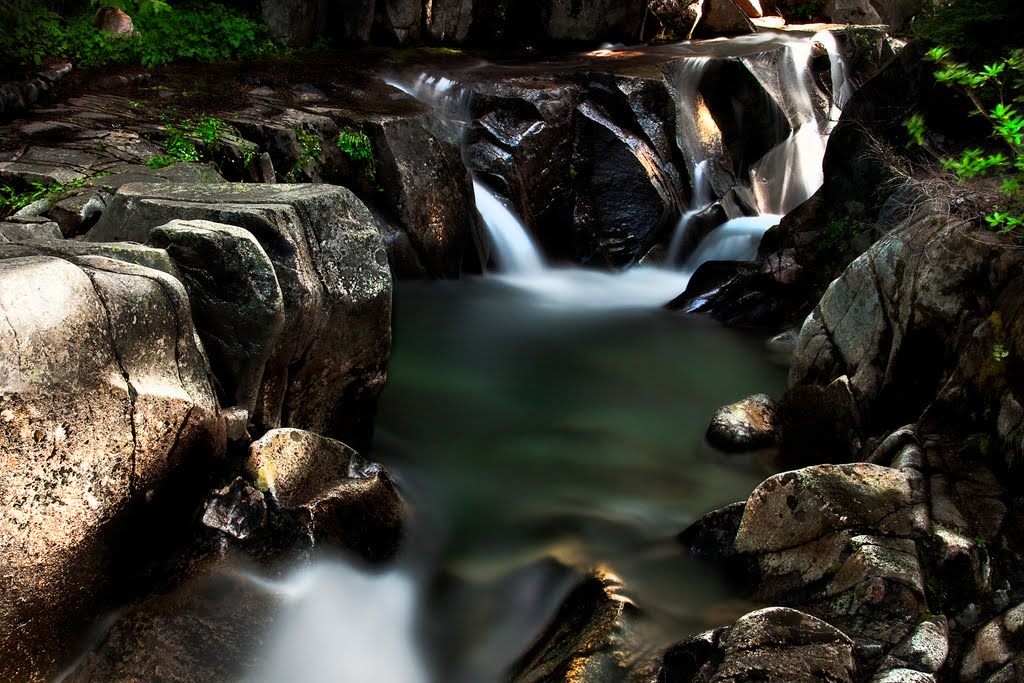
left=706, top=393, right=780, bottom=452
left=889, top=617, right=949, bottom=674
left=0, top=253, right=223, bottom=681
left=869, top=669, right=936, bottom=683
left=245, top=428, right=404, bottom=561
left=87, top=182, right=392, bottom=446
left=734, top=463, right=926, bottom=554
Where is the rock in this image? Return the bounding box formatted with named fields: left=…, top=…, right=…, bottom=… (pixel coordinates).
left=0, top=219, right=63, bottom=242
left=706, top=393, right=781, bottom=453
left=735, top=0, right=762, bottom=17
left=376, top=0, right=422, bottom=44
left=780, top=375, right=864, bottom=464
left=868, top=669, right=936, bottom=683
left=424, top=0, right=481, bottom=43
left=65, top=566, right=281, bottom=683
left=0, top=239, right=178, bottom=277
left=245, top=429, right=404, bottom=562
left=260, top=0, right=328, bottom=47
left=648, top=0, right=703, bottom=38
left=787, top=202, right=1000, bottom=434
left=699, top=0, right=757, bottom=36
left=886, top=617, right=948, bottom=674
left=572, top=100, right=683, bottom=266
left=95, top=7, right=135, bottom=34
left=147, top=219, right=285, bottom=414
left=734, top=463, right=926, bottom=555
left=821, top=0, right=883, bottom=24
left=87, top=182, right=392, bottom=447
left=360, top=108, right=479, bottom=277
left=0, top=253, right=223, bottom=682
left=678, top=500, right=746, bottom=562
left=660, top=607, right=856, bottom=682
left=527, top=0, right=649, bottom=43
left=960, top=602, right=1024, bottom=680
left=47, top=192, right=107, bottom=237
left=201, top=477, right=268, bottom=542
left=508, top=566, right=646, bottom=682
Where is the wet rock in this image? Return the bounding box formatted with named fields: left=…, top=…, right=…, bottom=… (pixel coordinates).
left=508, top=566, right=646, bottom=682
left=660, top=607, right=856, bottom=682
left=572, top=100, right=683, bottom=266
left=147, top=219, right=285, bottom=414
left=376, top=0, right=423, bottom=44
left=65, top=567, right=281, bottom=683
left=361, top=108, right=478, bottom=277
left=245, top=429, right=404, bottom=562
left=706, top=393, right=781, bottom=453
left=201, top=477, right=268, bottom=542
left=464, top=78, right=580, bottom=261
left=87, top=182, right=392, bottom=447
left=0, top=253, right=223, bottom=682
left=679, top=500, right=746, bottom=562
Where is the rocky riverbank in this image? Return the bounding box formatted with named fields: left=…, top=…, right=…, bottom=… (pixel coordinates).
left=1, top=7, right=1021, bottom=683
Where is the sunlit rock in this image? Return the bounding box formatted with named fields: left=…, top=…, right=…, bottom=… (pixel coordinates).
left=245, top=428, right=405, bottom=562
left=87, top=182, right=392, bottom=447
left=706, top=393, right=781, bottom=453
left=0, top=253, right=223, bottom=682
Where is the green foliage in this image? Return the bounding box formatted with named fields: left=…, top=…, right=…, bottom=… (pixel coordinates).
left=284, top=127, right=324, bottom=183
left=910, top=46, right=1024, bottom=240
left=0, top=173, right=109, bottom=218
left=146, top=115, right=229, bottom=168
left=336, top=127, right=377, bottom=183
left=0, top=0, right=279, bottom=69
left=781, top=0, right=827, bottom=22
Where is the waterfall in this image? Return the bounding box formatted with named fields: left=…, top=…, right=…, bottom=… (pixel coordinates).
left=748, top=34, right=849, bottom=216
left=388, top=31, right=850, bottom=305
left=473, top=179, right=546, bottom=274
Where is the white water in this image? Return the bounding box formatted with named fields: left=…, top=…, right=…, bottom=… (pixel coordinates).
left=244, top=562, right=429, bottom=683
left=473, top=180, right=546, bottom=274
left=680, top=214, right=783, bottom=273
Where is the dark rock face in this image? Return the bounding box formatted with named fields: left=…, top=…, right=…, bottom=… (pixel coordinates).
left=261, top=0, right=328, bottom=47
left=0, top=252, right=224, bottom=683
left=87, top=182, right=392, bottom=447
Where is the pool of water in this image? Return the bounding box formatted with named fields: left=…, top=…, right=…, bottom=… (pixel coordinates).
left=366, top=275, right=787, bottom=681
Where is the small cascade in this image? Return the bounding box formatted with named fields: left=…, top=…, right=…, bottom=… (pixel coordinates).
left=748, top=33, right=850, bottom=216
left=679, top=214, right=783, bottom=274
left=473, top=179, right=546, bottom=274
left=667, top=159, right=712, bottom=264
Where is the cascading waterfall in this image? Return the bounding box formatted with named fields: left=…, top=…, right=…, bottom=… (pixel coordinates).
left=472, top=179, right=546, bottom=274
left=392, top=31, right=848, bottom=304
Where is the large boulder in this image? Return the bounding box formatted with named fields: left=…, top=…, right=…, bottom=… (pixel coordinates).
left=0, top=253, right=223, bottom=682
left=147, top=219, right=285, bottom=415
left=86, top=182, right=392, bottom=447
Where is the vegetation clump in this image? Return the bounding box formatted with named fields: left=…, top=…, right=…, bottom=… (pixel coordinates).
left=336, top=127, right=377, bottom=183
left=906, top=46, right=1024, bottom=240
left=146, top=114, right=246, bottom=169
left=0, top=0, right=279, bottom=69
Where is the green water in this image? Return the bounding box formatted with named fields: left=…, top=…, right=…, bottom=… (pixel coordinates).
left=370, top=276, right=787, bottom=679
